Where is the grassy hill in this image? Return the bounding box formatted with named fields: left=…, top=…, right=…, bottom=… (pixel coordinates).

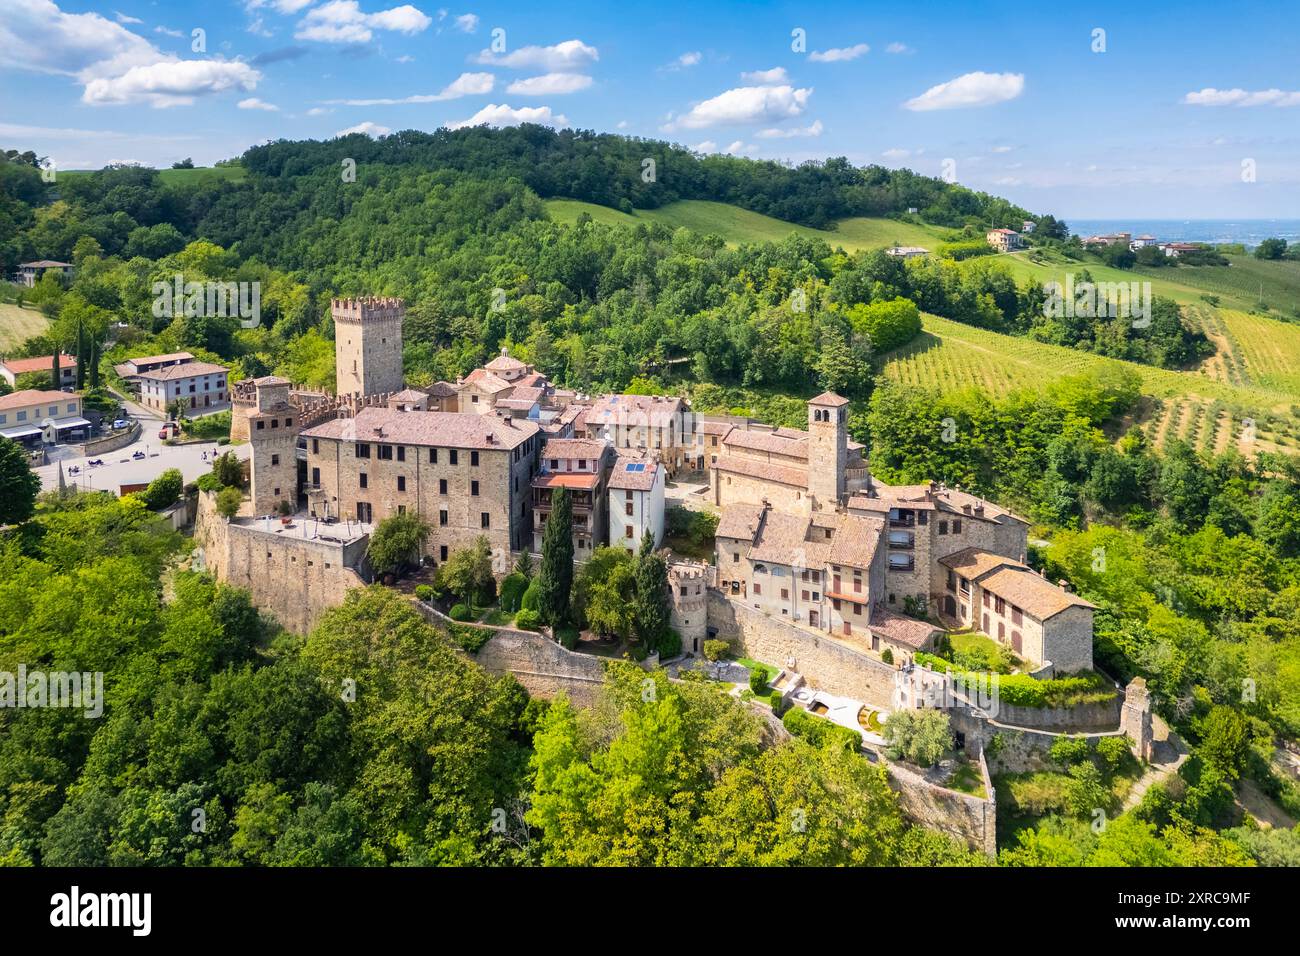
left=0, top=302, right=49, bottom=352
left=545, top=198, right=951, bottom=251
left=881, top=313, right=1300, bottom=457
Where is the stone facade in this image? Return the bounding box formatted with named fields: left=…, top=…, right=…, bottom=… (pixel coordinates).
left=806, top=392, right=847, bottom=511
left=195, top=491, right=369, bottom=634
left=668, top=562, right=712, bottom=656
left=245, top=378, right=300, bottom=516
left=302, top=408, right=541, bottom=559
left=886, top=755, right=997, bottom=857
left=333, top=297, right=405, bottom=398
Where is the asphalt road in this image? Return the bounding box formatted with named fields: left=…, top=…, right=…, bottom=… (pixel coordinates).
left=34, top=433, right=250, bottom=495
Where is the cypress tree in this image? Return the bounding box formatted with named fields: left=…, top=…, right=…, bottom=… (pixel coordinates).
left=633, top=530, right=670, bottom=651
left=537, top=486, right=573, bottom=627
left=50, top=350, right=60, bottom=390
left=74, top=319, right=85, bottom=390
left=88, top=338, right=100, bottom=389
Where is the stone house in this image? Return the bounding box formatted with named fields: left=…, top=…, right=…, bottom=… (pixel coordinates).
left=301, top=406, right=542, bottom=560
left=531, top=437, right=614, bottom=557
left=608, top=454, right=665, bottom=553
left=582, top=394, right=687, bottom=474
left=939, top=548, right=1095, bottom=673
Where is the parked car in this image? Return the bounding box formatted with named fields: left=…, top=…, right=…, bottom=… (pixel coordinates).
left=111, top=419, right=130, bottom=430
left=158, top=421, right=179, bottom=439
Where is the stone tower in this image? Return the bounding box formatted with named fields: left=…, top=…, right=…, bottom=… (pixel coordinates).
left=247, top=376, right=299, bottom=516
left=807, top=392, right=848, bottom=511
left=332, top=296, right=404, bottom=398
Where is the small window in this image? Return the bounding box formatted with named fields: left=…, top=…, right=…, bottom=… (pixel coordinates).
left=397, top=446, right=406, bottom=462
left=360, top=474, right=368, bottom=489
left=953, top=519, right=963, bottom=534
left=439, top=479, right=447, bottom=494
left=430, top=448, right=438, bottom=464
left=439, top=510, right=448, bottom=526
left=471, top=451, right=479, bottom=467
left=449, top=450, right=459, bottom=466
left=481, top=512, right=490, bottom=529
left=397, top=476, right=406, bottom=492
left=271, top=454, right=280, bottom=466
left=938, top=520, right=948, bottom=534
left=312, top=439, right=319, bottom=454
left=471, top=480, right=479, bottom=496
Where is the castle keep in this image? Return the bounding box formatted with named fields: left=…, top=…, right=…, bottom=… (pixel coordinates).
left=333, top=296, right=405, bottom=399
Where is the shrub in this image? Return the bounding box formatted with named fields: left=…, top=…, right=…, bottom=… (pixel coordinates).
left=749, top=665, right=769, bottom=695
left=769, top=690, right=784, bottom=715
left=881, top=648, right=894, bottom=665
left=446, top=622, right=492, bottom=654
left=499, top=571, right=529, bottom=612
left=1065, top=762, right=1111, bottom=818
left=782, top=707, right=860, bottom=752
left=140, top=468, right=183, bottom=511
left=515, top=608, right=542, bottom=631
left=554, top=624, right=579, bottom=648
left=414, top=584, right=434, bottom=602
left=702, top=639, right=729, bottom=662
left=883, top=709, right=953, bottom=767
left=214, top=486, right=242, bottom=520
left=449, top=603, right=472, bottom=622
left=657, top=627, right=682, bottom=659
left=520, top=579, right=540, bottom=613
left=1095, top=736, right=1130, bottom=774
left=1049, top=735, right=1092, bottom=768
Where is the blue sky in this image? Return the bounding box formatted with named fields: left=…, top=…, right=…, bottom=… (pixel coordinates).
left=3, top=0, right=1299, bottom=218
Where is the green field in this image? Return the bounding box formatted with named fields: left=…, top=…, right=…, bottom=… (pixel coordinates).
left=881, top=313, right=1300, bottom=457
left=544, top=198, right=952, bottom=252
left=0, top=302, right=49, bottom=351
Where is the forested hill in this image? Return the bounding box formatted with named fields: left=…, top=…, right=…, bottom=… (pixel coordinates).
left=244, top=125, right=1035, bottom=230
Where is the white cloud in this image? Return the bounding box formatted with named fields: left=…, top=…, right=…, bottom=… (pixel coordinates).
left=808, top=43, right=868, bottom=63
left=269, top=0, right=314, bottom=11
left=885, top=42, right=912, bottom=54
left=454, top=13, right=478, bottom=33
left=1182, top=87, right=1300, bottom=107
left=447, top=103, right=569, bottom=129
left=396, top=55, right=414, bottom=63
left=114, top=11, right=142, bottom=24
left=506, top=73, right=592, bottom=95
left=903, top=71, right=1024, bottom=111
left=336, top=120, right=391, bottom=136
left=473, top=39, right=597, bottom=71
left=881, top=148, right=910, bottom=160
left=756, top=119, right=823, bottom=139
left=238, top=97, right=280, bottom=111
left=668, top=84, right=812, bottom=129
left=693, top=140, right=717, bottom=153
left=326, top=71, right=493, bottom=104
left=662, top=51, right=701, bottom=71
left=616, top=119, right=629, bottom=129
left=84, top=59, right=262, bottom=108
left=306, top=106, right=333, bottom=115
left=725, top=140, right=758, bottom=156
left=991, top=144, right=1014, bottom=153
left=740, top=66, right=788, bottom=84
left=155, top=26, right=184, bottom=38
left=296, top=1, right=433, bottom=44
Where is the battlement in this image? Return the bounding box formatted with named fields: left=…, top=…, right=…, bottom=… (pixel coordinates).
left=331, top=296, right=405, bottom=324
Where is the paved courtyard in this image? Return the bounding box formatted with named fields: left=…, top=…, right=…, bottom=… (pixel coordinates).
left=34, top=435, right=250, bottom=495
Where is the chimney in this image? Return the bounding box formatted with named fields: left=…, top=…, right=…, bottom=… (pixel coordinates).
left=1058, top=579, right=1072, bottom=593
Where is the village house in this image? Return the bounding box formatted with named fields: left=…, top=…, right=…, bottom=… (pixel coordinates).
left=939, top=548, right=1096, bottom=673
left=582, top=393, right=687, bottom=474
left=530, top=437, right=615, bottom=556
left=135, top=361, right=230, bottom=414
left=113, top=351, right=197, bottom=382
left=608, top=454, right=665, bottom=553
left=986, top=228, right=1024, bottom=252
left=884, top=245, right=930, bottom=259
left=0, top=353, right=76, bottom=389
left=0, top=389, right=88, bottom=446
left=14, top=260, right=72, bottom=287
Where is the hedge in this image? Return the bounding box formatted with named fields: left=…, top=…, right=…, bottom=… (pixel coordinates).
left=782, top=706, right=861, bottom=752
left=915, top=657, right=1116, bottom=709
left=446, top=622, right=492, bottom=654
left=449, top=603, right=472, bottom=622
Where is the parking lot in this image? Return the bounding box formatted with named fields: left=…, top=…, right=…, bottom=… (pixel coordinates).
left=34, top=431, right=250, bottom=496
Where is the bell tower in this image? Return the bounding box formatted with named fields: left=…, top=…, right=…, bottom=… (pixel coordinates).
left=247, top=376, right=299, bottom=516
left=807, top=391, right=848, bottom=511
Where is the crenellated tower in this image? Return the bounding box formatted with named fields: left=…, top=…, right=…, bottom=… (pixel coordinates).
left=247, top=376, right=299, bottom=516
left=332, top=296, right=405, bottom=398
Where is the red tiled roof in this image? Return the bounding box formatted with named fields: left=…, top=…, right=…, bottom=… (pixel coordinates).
left=0, top=354, right=77, bottom=375
left=136, top=361, right=228, bottom=381
left=302, top=406, right=539, bottom=450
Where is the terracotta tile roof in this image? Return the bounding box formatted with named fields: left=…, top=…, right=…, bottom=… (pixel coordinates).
left=389, top=389, right=429, bottom=403
left=825, top=514, right=885, bottom=570
left=748, top=512, right=823, bottom=566
left=868, top=609, right=941, bottom=649
left=608, top=456, right=661, bottom=491
left=121, top=351, right=195, bottom=368
left=485, top=352, right=528, bottom=372
left=302, top=406, right=539, bottom=450
left=0, top=388, right=74, bottom=411
left=713, top=455, right=808, bottom=488
left=586, top=393, right=683, bottom=429
left=809, top=391, right=849, bottom=407
left=251, top=375, right=291, bottom=386
left=721, top=428, right=808, bottom=459
left=716, top=503, right=765, bottom=542
left=507, top=385, right=544, bottom=404
left=0, top=354, right=77, bottom=375
left=19, top=260, right=72, bottom=268
left=461, top=369, right=513, bottom=392
left=977, top=566, right=1097, bottom=620
left=938, top=546, right=1027, bottom=579
left=542, top=438, right=609, bottom=460
left=425, top=381, right=458, bottom=398
left=698, top=420, right=733, bottom=436
left=135, top=361, right=228, bottom=381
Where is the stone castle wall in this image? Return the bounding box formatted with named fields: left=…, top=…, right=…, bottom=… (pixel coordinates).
left=707, top=588, right=897, bottom=707
left=195, top=491, right=370, bottom=634
left=885, top=754, right=997, bottom=857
